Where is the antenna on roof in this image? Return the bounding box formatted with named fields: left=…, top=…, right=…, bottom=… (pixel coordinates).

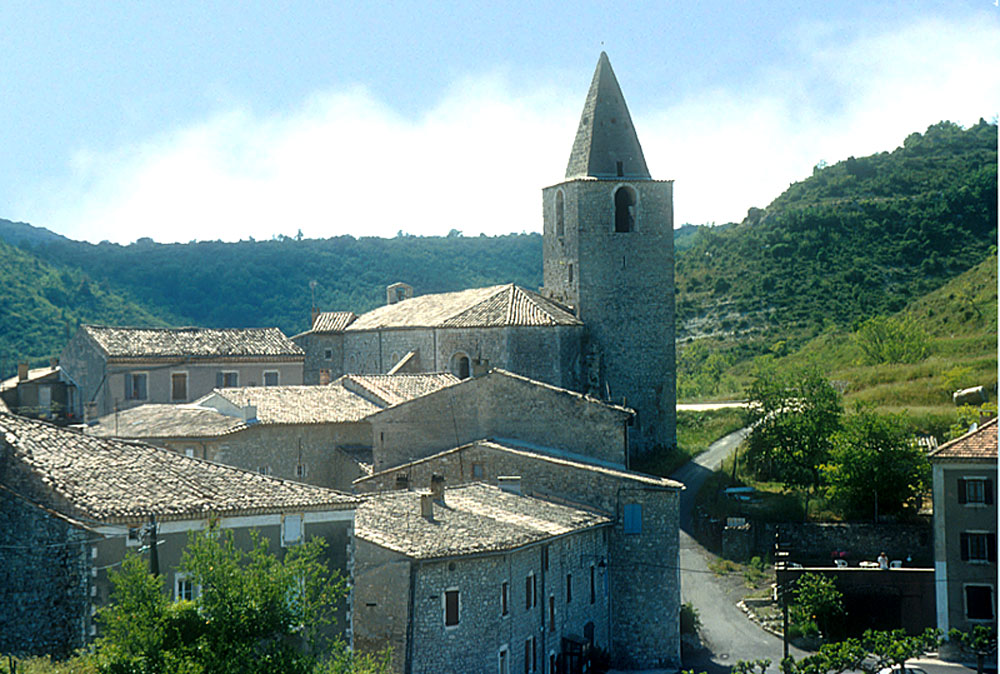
left=309, top=280, right=318, bottom=328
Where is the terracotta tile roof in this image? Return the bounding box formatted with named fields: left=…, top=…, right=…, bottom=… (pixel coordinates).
left=0, top=366, right=61, bottom=391
left=81, top=325, right=304, bottom=360
left=311, top=312, right=357, bottom=333
left=208, top=384, right=382, bottom=424
left=346, top=284, right=581, bottom=331
left=86, top=404, right=248, bottom=439
left=355, top=483, right=609, bottom=560
left=0, top=412, right=357, bottom=524
left=341, top=373, right=459, bottom=406
left=930, top=417, right=997, bottom=461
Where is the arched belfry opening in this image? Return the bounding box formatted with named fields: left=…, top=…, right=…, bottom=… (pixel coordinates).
left=450, top=353, right=471, bottom=379
left=555, top=190, right=565, bottom=237
left=614, top=186, right=636, bottom=232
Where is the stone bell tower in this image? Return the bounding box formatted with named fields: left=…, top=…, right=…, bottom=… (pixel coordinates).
left=542, top=52, right=676, bottom=451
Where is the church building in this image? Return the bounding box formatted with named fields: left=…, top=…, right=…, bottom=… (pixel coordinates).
left=294, top=53, right=676, bottom=451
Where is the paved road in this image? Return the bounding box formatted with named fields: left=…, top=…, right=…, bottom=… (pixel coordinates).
left=672, top=428, right=807, bottom=672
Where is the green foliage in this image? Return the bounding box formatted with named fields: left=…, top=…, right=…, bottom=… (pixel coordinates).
left=949, top=403, right=999, bottom=440
left=852, top=315, right=928, bottom=365
left=93, top=529, right=388, bottom=674
left=776, top=629, right=940, bottom=674
left=791, top=573, right=844, bottom=640
left=679, top=602, right=702, bottom=635
left=949, top=626, right=997, bottom=674
left=823, top=404, right=929, bottom=520
left=743, top=366, right=842, bottom=494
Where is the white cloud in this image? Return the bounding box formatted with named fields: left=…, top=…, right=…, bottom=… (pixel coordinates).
left=36, top=12, right=1000, bottom=243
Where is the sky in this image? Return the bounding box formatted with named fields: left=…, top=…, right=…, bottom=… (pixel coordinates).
left=1, top=1, right=998, bottom=244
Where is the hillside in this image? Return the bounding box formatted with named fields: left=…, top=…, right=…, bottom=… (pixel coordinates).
left=0, top=239, right=169, bottom=368
left=676, top=120, right=997, bottom=343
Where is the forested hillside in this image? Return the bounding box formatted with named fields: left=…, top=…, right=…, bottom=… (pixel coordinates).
left=0, top=239, right=168, bottom=368
left=676, top=120, right=997, bottom=342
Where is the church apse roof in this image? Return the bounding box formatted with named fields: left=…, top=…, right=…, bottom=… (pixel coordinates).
left=345, top=284, right=582, bottom=331
left=565, top=52, right=651, bottom=180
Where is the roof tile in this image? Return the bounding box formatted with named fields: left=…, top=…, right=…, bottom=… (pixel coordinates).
left=82, top=325, right=303, bottom=359
left=930, top=417, right=997, bottom=460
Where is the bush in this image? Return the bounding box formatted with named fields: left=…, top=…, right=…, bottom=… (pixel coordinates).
left=680, top=602, right=702, bottom=635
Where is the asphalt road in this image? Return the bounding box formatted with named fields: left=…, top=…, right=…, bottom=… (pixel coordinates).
left=667, top=429, right=981, bottom=674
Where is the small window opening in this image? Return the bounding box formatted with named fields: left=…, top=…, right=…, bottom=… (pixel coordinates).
left=616, top=160, right=623, bottom=177
left=614, top=186, right=636, bottom=233
left=444, top=589, right=460, bottom=626
left=568, top=263, right=574, bottom=285
left=555, top=191, right=565, bottom=237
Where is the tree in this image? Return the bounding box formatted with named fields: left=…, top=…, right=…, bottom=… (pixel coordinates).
left=791, top=573, right=845, bottom=640
left=823, top=404, right=929, bottom=521
left=743, top=365, right=842, bottom=503
left=776, top=628, right=940, bottom=674
left=949, top=626, right=997, bottom=674
left=96, top=528, right=389, bottom=674
left=852, top=315, right=928, bottom=365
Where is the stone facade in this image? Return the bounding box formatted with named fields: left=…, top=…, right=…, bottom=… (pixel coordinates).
left=298, top=331, right=347, bottom=385
left=0, top=489, right=91, bottom=657
left=368, top=370, right=630, bottom=473
left=354, top=440, right=683, bottom=668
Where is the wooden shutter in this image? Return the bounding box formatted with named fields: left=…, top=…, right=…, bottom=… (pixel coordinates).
left=444, top=590, right=459, bottom=626
left=216, top=372, right=224, bottom=388
left=960, top=533, right=969, bottom=561
left=958, top=479, right=967, bottom=504
left=989, top=534, right=997, bottom=563
left=986, top=480, right=994, bottom=505
left=125, top=374, right=133, bottom=399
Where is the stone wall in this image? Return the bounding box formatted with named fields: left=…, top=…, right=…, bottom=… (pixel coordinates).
left=770, top=522, right=934, bottom=567
left=295, top=332, right=346, bottom=384
left=542, top=178, right=676, bottom=453
left=60, top=328, right=107, bottom=418
left=370, top=371, right=628, bottom=473
left=0, top=489, right=91, bottom=657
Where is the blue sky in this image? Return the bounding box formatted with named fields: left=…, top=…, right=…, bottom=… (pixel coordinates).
left=1, top=1, right=997, bottom=243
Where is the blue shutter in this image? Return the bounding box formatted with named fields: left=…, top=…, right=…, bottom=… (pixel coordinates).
left=216, top=372, right=224, bottom=388
left=624, top=503, right=642, bottom=534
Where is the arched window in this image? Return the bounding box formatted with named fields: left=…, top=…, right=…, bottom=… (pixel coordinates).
left=450, top=353, right=471, bottom=379
left=555, top=190, right=565, bottom=237
left=614, top=186, right=636, bottom=233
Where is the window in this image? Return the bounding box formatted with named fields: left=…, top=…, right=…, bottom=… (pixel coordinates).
left=590, top=565, right=596, bottom=604
left=444, top=589, right=460, bottom=627
left=542, top=545, right=549, bottom=571
left=217, top=371, right=238, bottom=388
left=184, top=447, right=195, bottom=458
left=263, top=371, right=279, bottom=387
left=960, top=532, right=997, bottom=562
left=451, top=353, right=471, bottom=379
left=282, top=514, right=303, bottom=547
left=566, top=573, right=572, bottom=603
left=555, top=190, right=565, bottom=237
left=568, top=263, right=574, bottom=285
left=501, top=581, right=509, bottom=616
left=296, top=463, right=307, bottom=479
left=616, top=160, right=624, bottom=177
left=624, top=503, right=643, bottom=534
left=324, top=349, right=333, bottom=361
left=125, top=372, right=147, bottom=400
left=526, top=573, right=536, bottom=610
left=319, top=369, right=331, bottom=385
left=549, top=595, right=555, bottom=632
left=473, top=463, right=484, bottom=479
left=959, top=478, right=993, bottom=505
left=614, top=186, right=636, bottom=233
left=499, top=647, right=509, bottom=674
left=171, top=372, right=187, bottom=401
left=524, top=639, right=531, bottom=674
left=257, top=465, right=271, bottom=475
left=966, top=585, right=995, bottom=620
left=174, top=573, right=197, bottom=601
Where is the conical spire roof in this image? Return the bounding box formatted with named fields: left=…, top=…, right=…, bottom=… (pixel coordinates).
left=565, top=52, right=651, bottom=180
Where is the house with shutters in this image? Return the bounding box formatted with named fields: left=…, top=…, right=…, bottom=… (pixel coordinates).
left=0, top=411, right=358, bottom=658
left=930, top=417, right=997, bottom=635
left=60, top=325, right=305, bottom=419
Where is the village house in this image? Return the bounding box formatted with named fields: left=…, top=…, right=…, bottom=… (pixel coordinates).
left=60, top=325, right=305, bottom=419
left=0, top=362, right=76, bottom=422
left=354, top=439, right=683, bottom=669
left=295, top=51, right=677, bottom=453
left=366, top=368, right=633, bottom=473
left=0, top=411, right=358, bottom=657
left=85, top=372, right=458, bottom=491
left=930, top=417, right=997, bottom=635
left=353, top=482, right=613, bottom=674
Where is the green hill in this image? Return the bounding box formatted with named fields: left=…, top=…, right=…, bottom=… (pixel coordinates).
left=0, top=239, right=168, bottom=368
left=676, top=120, right=997, bottom=343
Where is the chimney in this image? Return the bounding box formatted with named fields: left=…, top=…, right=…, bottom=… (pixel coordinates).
left=395, top=473, right=410, bottom=490
left=84, top=402, right=97, bottom=425
left=311, top=307, right=320, bottom=329
left=386, top=282, right=413, bottom=305
left=420, top=492, right=434, bottom=519
left=430, top=474, right=445, bottom=503
left=242, top=404, right=257, bottom=421
left=49, top=357, right=59, bottom=369
left=498, top=476, right=522, bottom=495
left=471, top=358, right=490, bottom=378
left=17, top=362, right=29, bottom=381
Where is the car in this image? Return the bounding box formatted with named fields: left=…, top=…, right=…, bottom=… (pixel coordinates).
left=877, top=665, right=929, bottom=674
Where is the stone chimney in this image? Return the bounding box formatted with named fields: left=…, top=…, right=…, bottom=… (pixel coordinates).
left=430, top=474, right=445, bottom=503
left=498, top=476, right=522, bottom=495
left=49, top=357, right=59, bottom=369
left=242, top=404, right=257, bottom=422
left=471, top=358, right=490, bottom=378
left=420, top=492, right=434, bottom=519
left=395, top=473, right=410, bottom=490
left=17, top=362, right=29, bottom=381
left=386, top=282, right=413, bottom=305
